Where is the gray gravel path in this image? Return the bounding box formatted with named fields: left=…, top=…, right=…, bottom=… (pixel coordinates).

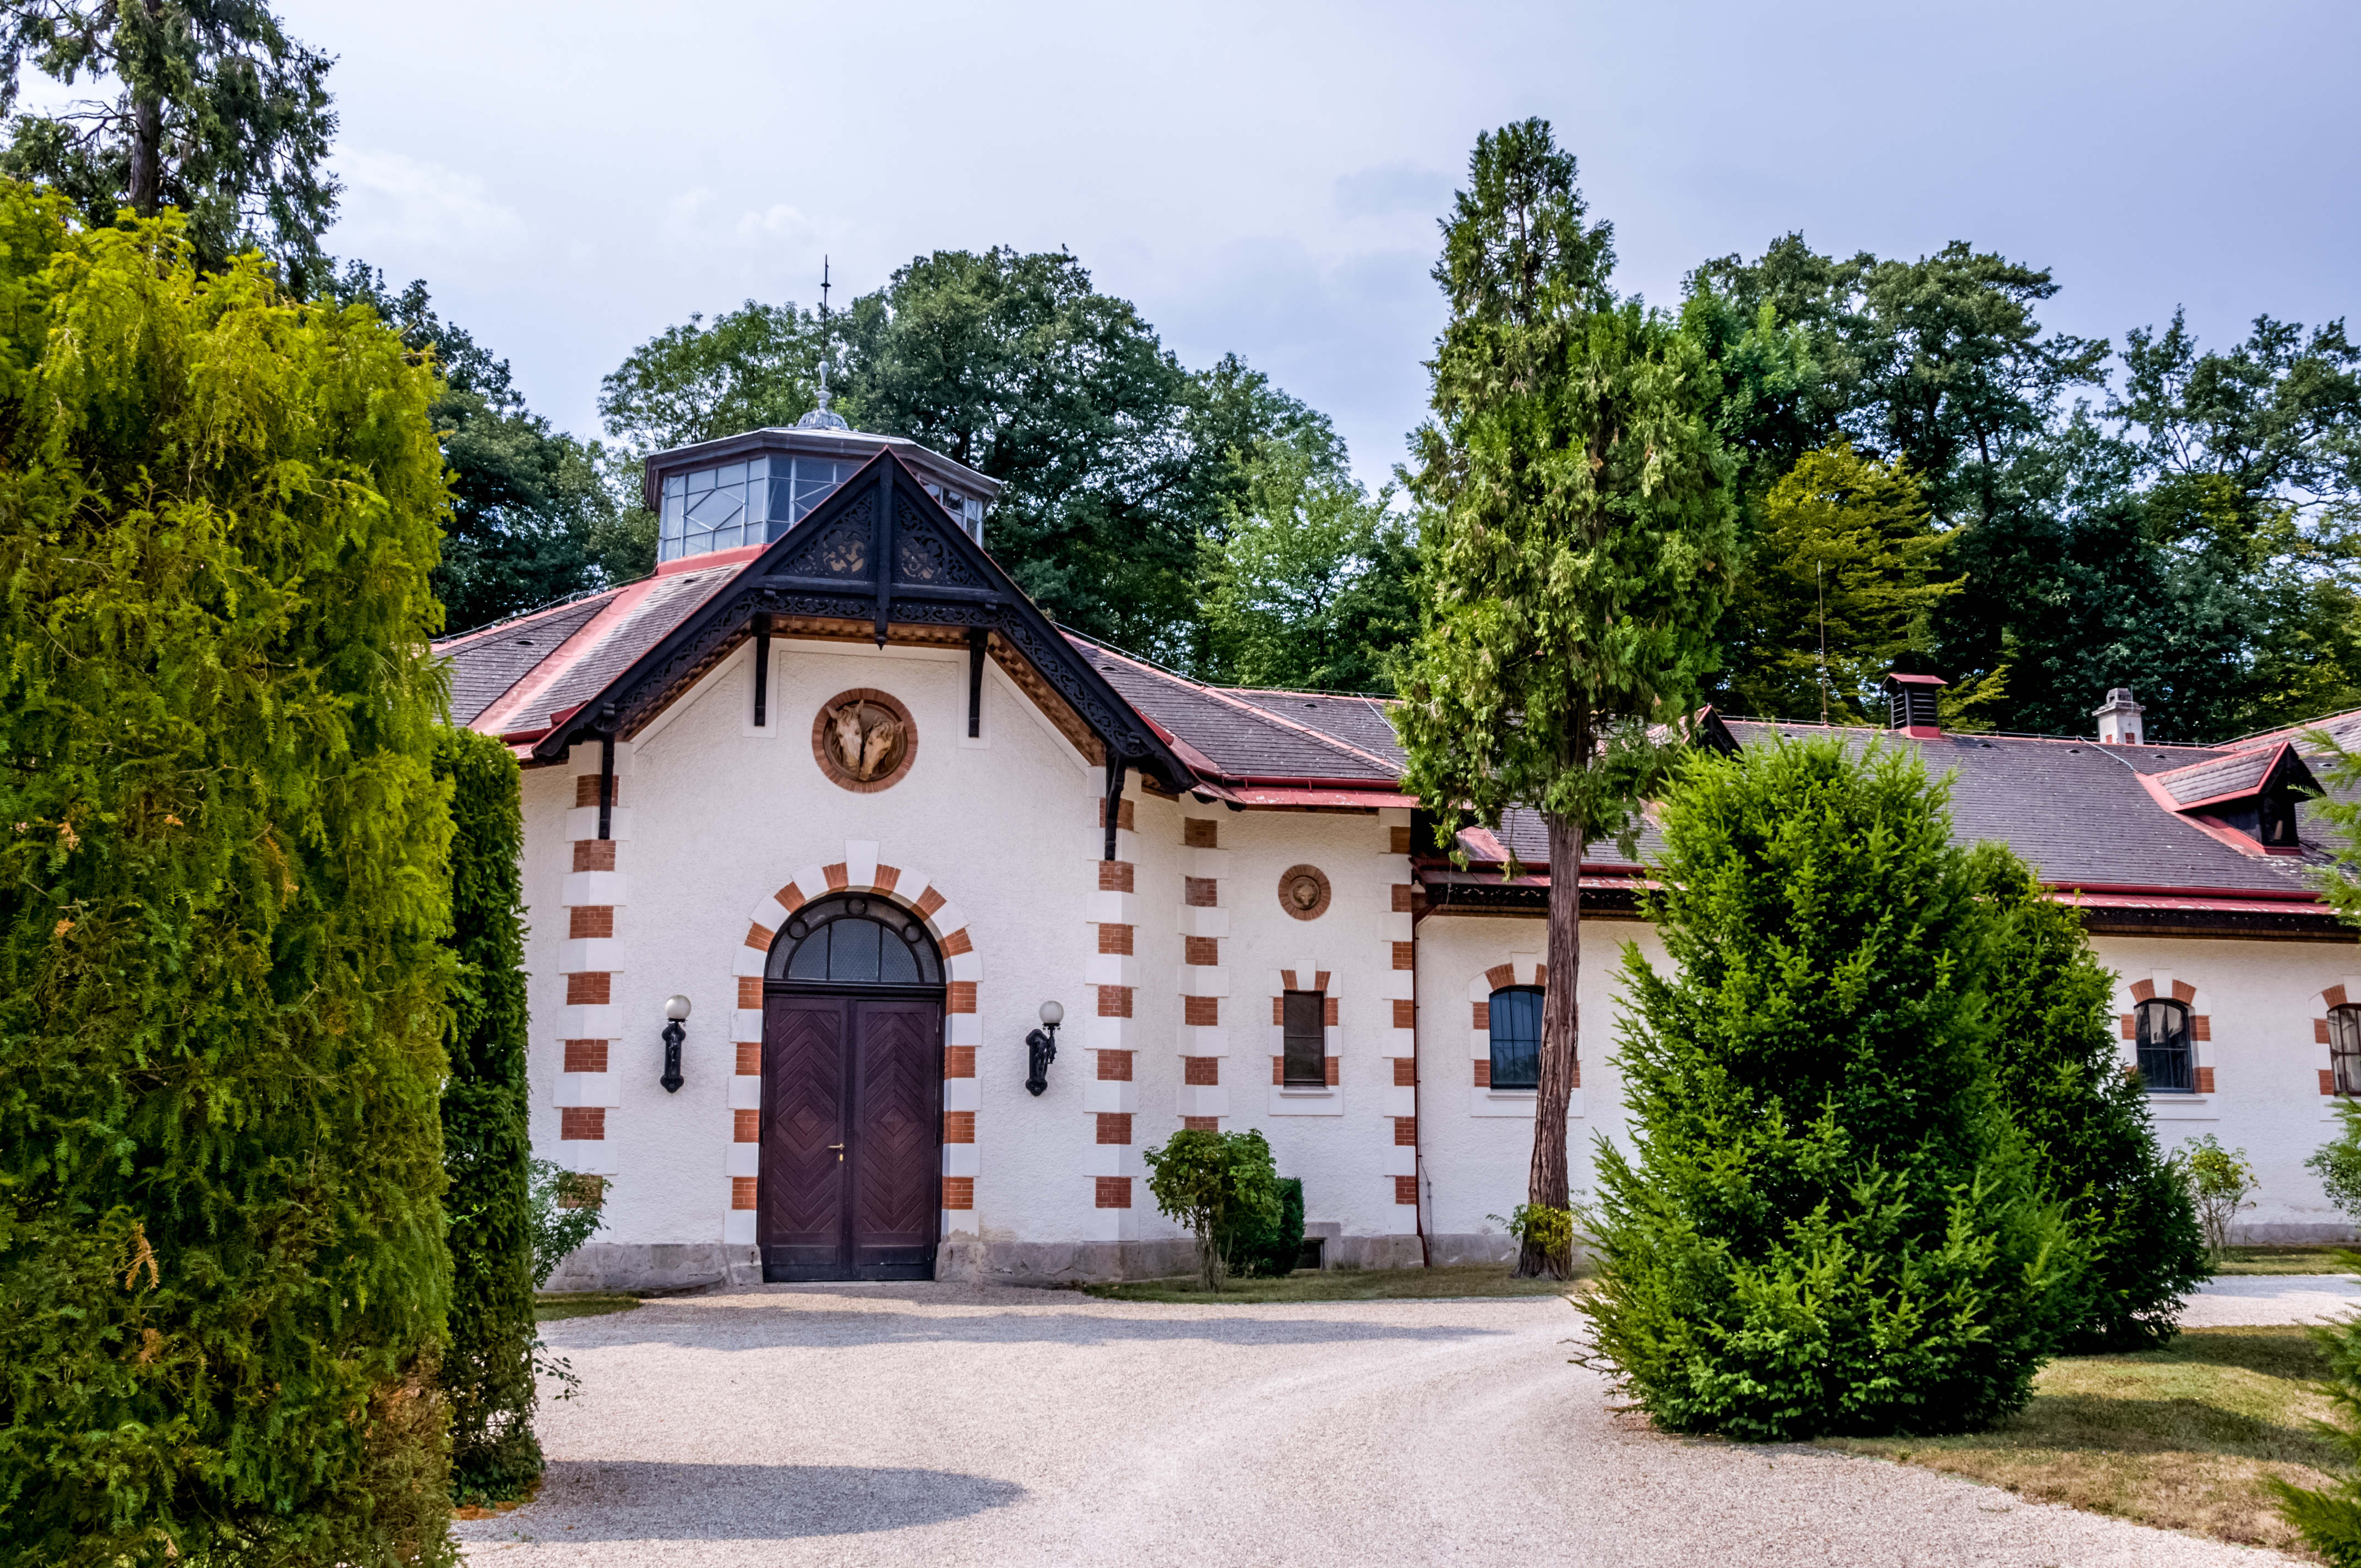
left=2183, top=1273, right=2361, bottom=1327
left=458, top=1281, right=2307, bottom=1567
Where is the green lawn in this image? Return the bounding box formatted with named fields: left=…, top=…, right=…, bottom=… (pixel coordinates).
left=533, top=1291, right=641, bottom=1322
left=2213, top=1246, right=2359, bottom=1276
left=1821, top=1326, right=2344, bottom=1556
left=1082, top=1264, right=1583, bottom=1304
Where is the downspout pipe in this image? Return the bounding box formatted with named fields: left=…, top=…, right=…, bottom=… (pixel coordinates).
left=1412, top=880, right=1429, bottom=1268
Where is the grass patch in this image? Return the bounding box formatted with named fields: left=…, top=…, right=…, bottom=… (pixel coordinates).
left=1081, top=1264, right=1582, bottom=1304
left=2214, top=1246, right=2359, bottom=1276
left=533, top=1291, right=641, bottom=1322
left=1820, top=1326, right=2345, bottom=1555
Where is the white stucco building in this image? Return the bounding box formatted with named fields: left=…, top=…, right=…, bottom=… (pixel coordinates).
left=436, top=419, right=2361, bottom=1289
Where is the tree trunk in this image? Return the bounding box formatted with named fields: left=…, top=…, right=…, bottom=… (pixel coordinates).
left=1517, top=807, right=1584, bottom=1278
left=129, top=90, right=162, bottom=217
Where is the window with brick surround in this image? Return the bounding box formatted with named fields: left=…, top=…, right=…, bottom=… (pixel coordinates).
left=2135, top=998, right=2194, bottom=1092
left=1488, top=986, right=1543, bottom=1090
left=1282, top=990, right=1326, bottom=1086
left=2333, top=1005, right=2361, bottom=1096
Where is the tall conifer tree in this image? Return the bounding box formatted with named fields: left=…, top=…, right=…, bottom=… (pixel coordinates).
left=1398, top=120, right=1737, bottom=1275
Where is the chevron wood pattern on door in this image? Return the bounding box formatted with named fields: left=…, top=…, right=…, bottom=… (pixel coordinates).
left=851, top=1000, right=942, bottom=1272
left=760, top=996, right=849, bottom=1276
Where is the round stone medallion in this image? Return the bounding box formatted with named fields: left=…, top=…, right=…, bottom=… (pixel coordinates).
left=1278, top=864, right=1331, bottom=921
left=813, top=688, right=917, bottom=793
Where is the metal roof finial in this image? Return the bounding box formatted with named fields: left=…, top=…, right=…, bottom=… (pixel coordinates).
left=797, top=255, right=851, bottom=431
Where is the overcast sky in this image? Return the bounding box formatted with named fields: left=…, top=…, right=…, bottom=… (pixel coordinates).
left=278, top=0, right=2359, bottom=488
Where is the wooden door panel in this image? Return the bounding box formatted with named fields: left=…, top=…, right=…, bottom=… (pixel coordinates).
left=849, top=999, right=940, bottom=1277
left=760, top=995, right=847, bottom=1277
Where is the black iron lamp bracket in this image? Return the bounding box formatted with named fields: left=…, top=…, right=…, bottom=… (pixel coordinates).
left=1024, top=1020, right=1059, bottom=1096
left=660, top=1019, right=686, bottom=1094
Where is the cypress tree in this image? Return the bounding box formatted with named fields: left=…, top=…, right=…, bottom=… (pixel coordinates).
left=1976, top=849, right=2207, bottom=1351
left=434, top=728, right=541, bottom=1502
left=0, top=192, right=456, bottom=1565
left=1581, top=736, right=2075, bottom=1440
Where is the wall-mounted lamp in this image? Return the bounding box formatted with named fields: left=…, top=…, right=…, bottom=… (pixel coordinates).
left=1024, top=1000, right=1064, bottom=1096
left=660, top=994, right=692, bottom=1093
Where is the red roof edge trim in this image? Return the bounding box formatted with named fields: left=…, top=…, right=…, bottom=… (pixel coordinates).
left=2048, top=879, right=2324, bottom=904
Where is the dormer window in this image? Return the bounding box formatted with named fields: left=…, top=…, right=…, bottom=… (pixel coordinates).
left=2146, top=739, right=2316, bottom=857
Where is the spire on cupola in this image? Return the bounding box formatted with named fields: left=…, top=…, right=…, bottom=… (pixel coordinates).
left=796, top=254, right=851, bottom=431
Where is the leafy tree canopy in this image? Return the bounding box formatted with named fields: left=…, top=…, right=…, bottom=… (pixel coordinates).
left=0, top=0, right=336, bottom=292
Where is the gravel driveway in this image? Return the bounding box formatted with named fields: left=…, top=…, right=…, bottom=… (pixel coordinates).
left=456, top=1277, right=2326, bottom=1567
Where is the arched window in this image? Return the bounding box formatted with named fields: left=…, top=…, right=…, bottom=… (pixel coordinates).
left=1488, top=986, right=1543, bottom=1091
left=2135, top=998, right=2194, bottom=1093
left=2332, top=1005, right=2361, bottom=1097
left=765, top=892, right=943, bottom=987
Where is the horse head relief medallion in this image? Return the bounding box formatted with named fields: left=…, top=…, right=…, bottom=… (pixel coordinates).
left=812, top=689, right=918, bottom=793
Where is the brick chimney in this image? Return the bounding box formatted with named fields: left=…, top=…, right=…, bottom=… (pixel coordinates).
left=1881, top=672, right=1946, bottom=739
left=2093, top=688, right=2144, bottom=745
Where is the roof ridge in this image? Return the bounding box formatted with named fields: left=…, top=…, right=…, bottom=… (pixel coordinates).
left=1078, top=639, right=1401, bottom=779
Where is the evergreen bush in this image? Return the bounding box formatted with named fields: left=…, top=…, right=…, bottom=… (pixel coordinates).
left=2272, top=1271, right=2361, bottom=1566
left=1580, top=736, right=2076, bottom=1441
left=1142, top=1129, right=1282, bottom=1292
left=1229, top=1177, right=1306, bottom=1277
left=0, top=194, right=458, bottom=1565
left=434, top=729, right=540, bottom=1504
left=1976, top=850, right=2207, bottom=1350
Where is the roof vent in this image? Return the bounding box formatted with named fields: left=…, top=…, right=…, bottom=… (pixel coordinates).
left=1880, top=672, right=1946, bottom=738
left=2093, top=687, right=2144, bottom=746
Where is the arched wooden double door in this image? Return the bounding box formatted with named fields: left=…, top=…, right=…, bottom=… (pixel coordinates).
left=759, top=893, right=944, bottom=1281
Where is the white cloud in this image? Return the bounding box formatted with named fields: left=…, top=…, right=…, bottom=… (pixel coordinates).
left=328, top=149, right=527, bottom=262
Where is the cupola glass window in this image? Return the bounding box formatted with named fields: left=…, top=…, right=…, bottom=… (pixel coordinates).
left=659, top=456, right=862, bottom=563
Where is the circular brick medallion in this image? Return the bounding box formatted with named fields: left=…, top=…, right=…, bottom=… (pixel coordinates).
left=813, top=688, right=917, bottom=793
left=1278, top=864, right=1331, bottom=921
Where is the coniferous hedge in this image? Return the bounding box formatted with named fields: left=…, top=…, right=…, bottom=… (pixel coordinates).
left=1581, top=737, right=2077, bottom=1441
left=434, top=729, right=541, bottom=1503
left=1977, top=850, right=2207, bottom=1351
left=0, top=192, right=458, bottom=1565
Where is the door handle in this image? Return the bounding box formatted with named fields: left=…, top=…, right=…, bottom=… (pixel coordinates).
left=826, top=1142, right=845, bottom=1163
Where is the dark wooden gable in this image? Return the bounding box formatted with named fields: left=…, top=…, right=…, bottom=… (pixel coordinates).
left=529, top=450, right=1197, bottom=796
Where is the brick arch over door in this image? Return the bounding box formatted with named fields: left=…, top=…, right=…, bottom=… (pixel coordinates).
left=721, top=841, right=983, bottom=1245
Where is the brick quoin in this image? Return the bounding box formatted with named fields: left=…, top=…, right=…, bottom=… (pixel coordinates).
left=1183, top=1116, right=1220, bottom=1131
left=873, top=864, right=901, bottom=893
left=1098, top=924, right=1135, bottom=955
left=1323, top=996, right=1339, bottom=1026
left=948, top=981, right=977, bottom=1014
left=1184, top=819, right=1218, bottom=848
left=1394, top=1175, right=1418, bottom=1205
left=574, top=774, right=618, bottom=808
left=945, top=1045, right=976, bottom=1077
left=1094, top=1176, right=1133, bottom=1208
left=2193, top=1015, right=2212, bottom=1041
left=1392, top=1058, right=1415, bottom=1087
left=1098, top=861, right=1135, bottom=892
left=1473, top=1000, right=1490, bottom=1029
left=1394, top=1117, right=1418, bottom=1146
left=569, top=906, right=615, bottom=939
left=2120, top=1014, right=2136, bottom=1041
left=1096, top=1050, right=1134, bottom=1082
left=941, top=928, right=973, bottom=956
left=943, top=1111, right=976, bottom=1142
left=1184, top=876, right=1218, bottom=907
left=1271, top=997, right=1285, bottom=1025
left=572, top=839, right=616, bottom=872
left=1486, top=963, right=1514, bottom=990
left=2197, top=1067, right=2217, bottom=1093
left=1473, top=1060, right=1490, bottom=1086
left=1271, top=1055, right=1284, bottom=1085
left=1390, top=826, right=1412, bottom=854
left=915, top=886, right=946, bottom=919
left=1184, top=935, right=1220, bottom=966
left=559, top=1107, right=605, bottom=1140
left=1097, top=985, right=1133, bottom=1019
left=1095, top=1113, right=1133, bottom=1145
left=2171, top=979, right=2197, bottom=1004
left=1184, top=996, right=1220, bottom=1025
left=776, top=882, right=808, bottom=914
left=943, top=1177, right=975, bottom=1208
left=1392, top=884, right=1414, bottom=912
left=563, top=1040, right=608, bottom=1072
left=1392, top=942, right=1414, bottom=970
left=733, top=1109, right=758, bottom=1141
left=736, top=1042, right=761, bottom=1074
left=2130, top=978, right=2156, bottom=1002
left=1184, top=1056, right=1220, bottom=1085
left=737, top=975, right=764, bottom=1009
left=565, top=972, right=612, bottom=1006
left=823, top=862, right=849, bottom=889
left=731, top=1177, right=757, bottom=1210
left=744, top=922, right=775, bottom=950
left=2331, top=984, right=2352, bottom=1008
left=1098, top=798, right=1136, bottom=831
left=1392, top=999, right=1416, bottom=1029
left=1326, top=1056, right=1340, bottom=1086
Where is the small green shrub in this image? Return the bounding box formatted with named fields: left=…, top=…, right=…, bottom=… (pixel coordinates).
left=2181, top=1134, right=2257, bottom=1262
left=2308, top=1102, right=2361, bottom=1223
left=527, top=1159, right=610, bottom=1290
left=1580, top=736, right=2076, bottom=1442
left=1142, top=1129, right=1282, bottom=1292
left=1488, top=1203, right=1573, bottom=1262
left=1230, top=1177, right=1307, bottom=1277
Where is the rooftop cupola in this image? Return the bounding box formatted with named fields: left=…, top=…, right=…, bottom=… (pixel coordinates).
left=1881, top=672, right=1946, bottom=738
left=2094, top=687, right=2144, bottom=745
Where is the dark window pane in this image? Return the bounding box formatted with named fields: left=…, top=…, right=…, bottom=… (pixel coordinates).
left=1489, top=986, right=1543, bottom=1090
left=1283, top=990, right=1325, bottom=1085
left=2136, top=999, right=2193, bottom=1092
left=786, top=929, right=830, bottom=981
left=829, top=917, right=881, bottom=983
left=877, top=930, right=919, bottom=984
left=2333, top=1006, right=2361, bottom=1096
